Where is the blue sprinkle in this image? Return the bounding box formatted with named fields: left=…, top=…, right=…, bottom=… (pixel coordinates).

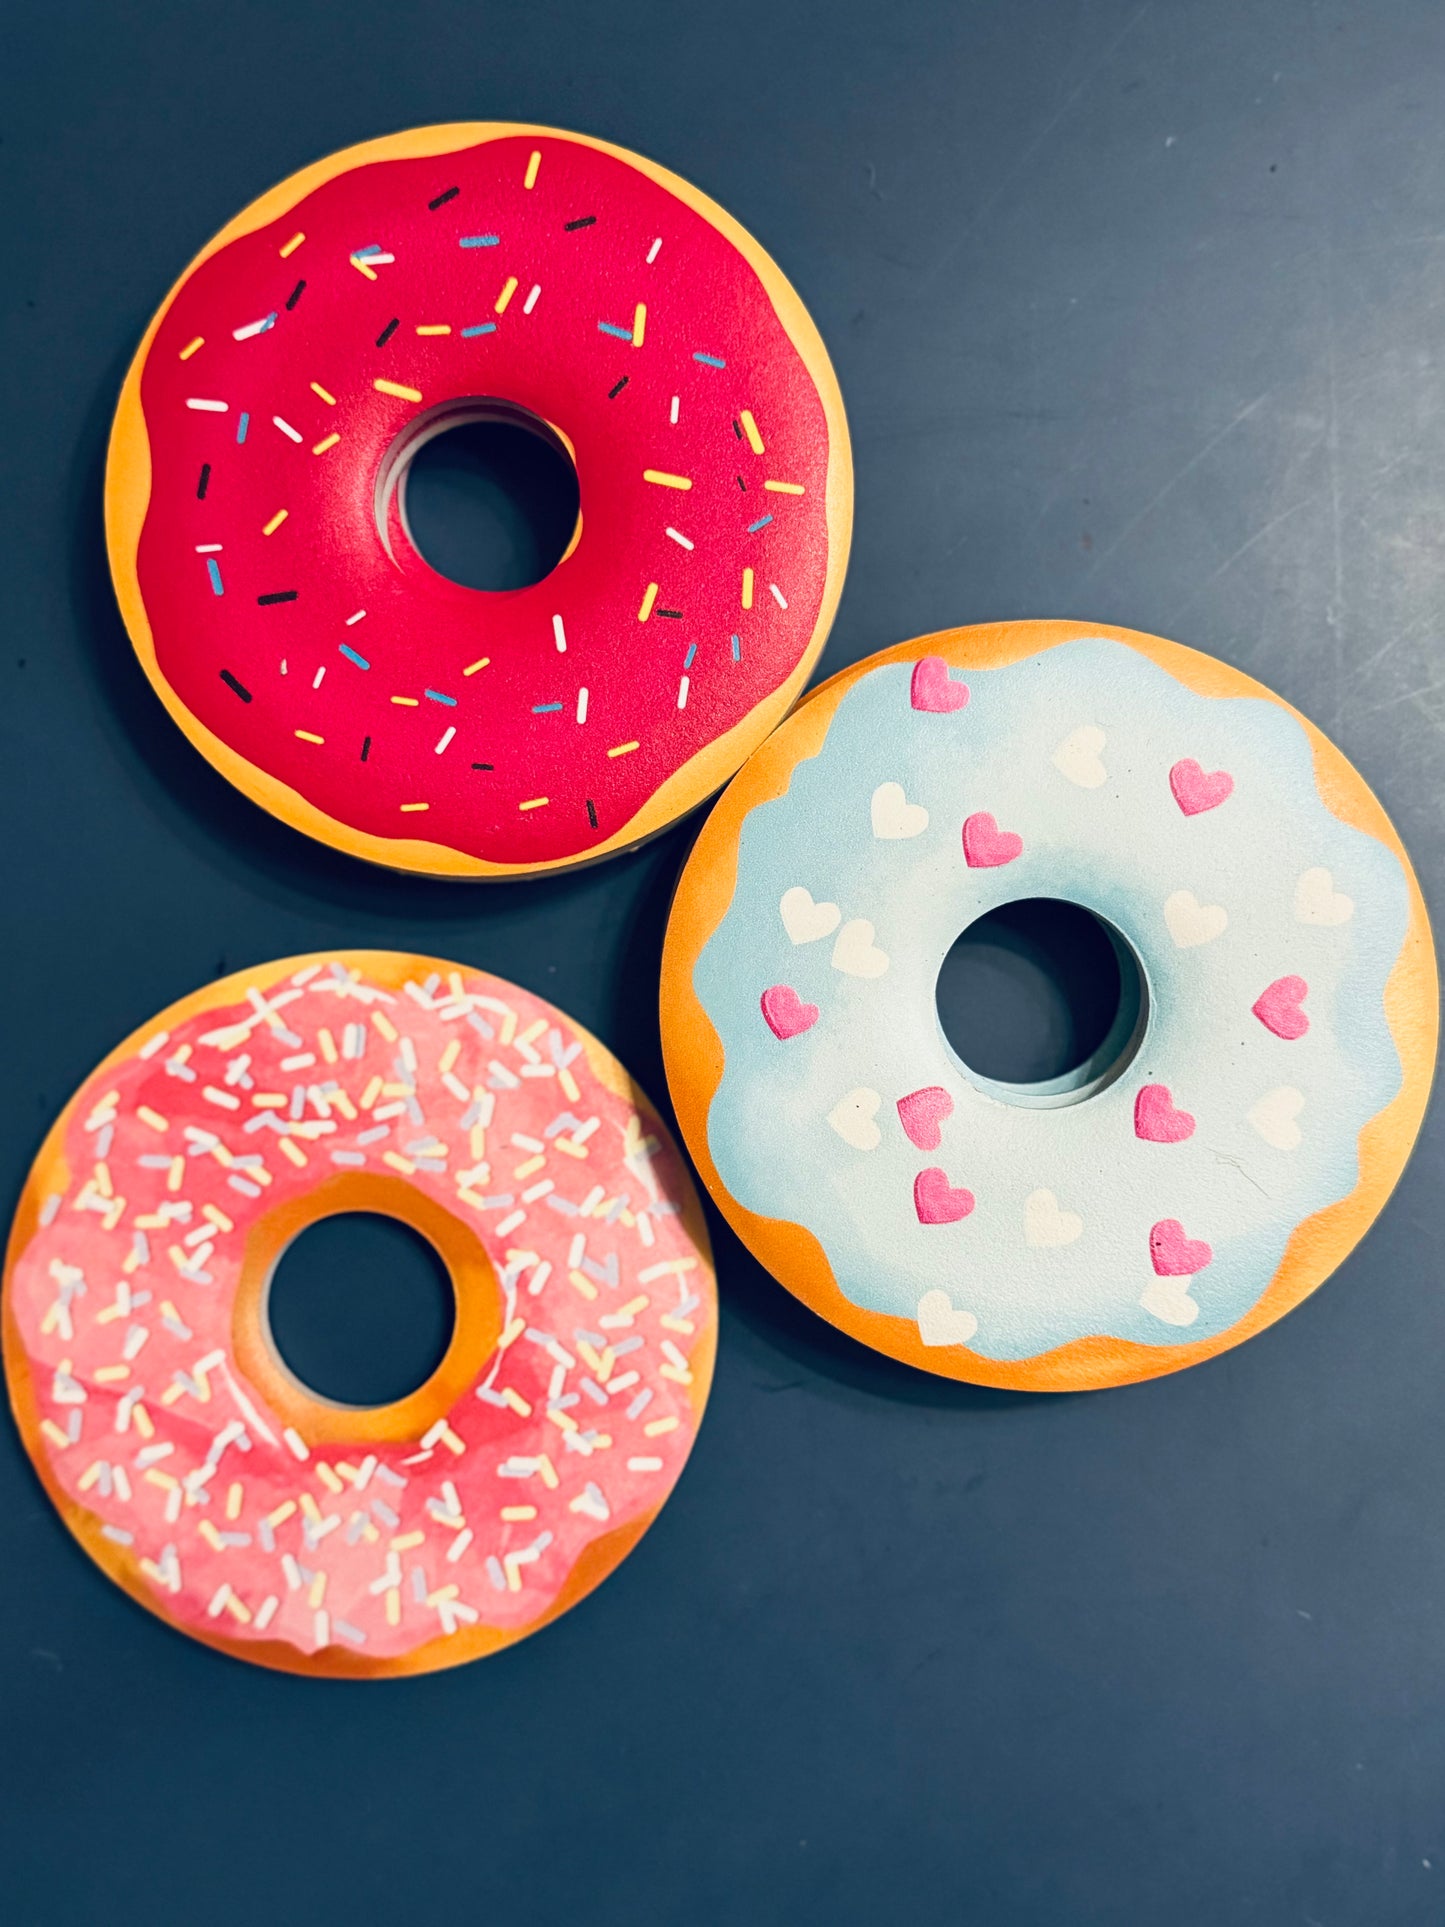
left=693, top=352, right=726, bottom=367
left=731, top=633, right=742, bottom=662
left=353, top=244, right=383, bottom=258
left=206, top=559, right=223, bottom=596
left=684, top=642, right=697, bottom=669
left=424, top=689, right=457, bottom=706
left=532, top=701, right=563, bottom=714
left=597, top=320, right=633, bottom=340
left=339, top=643, right=370, bottom=670
left=459, top=234, right=500, bottom=248
left=236, top=411, right=249, bottom=444
left=260, top=312, right=277, bottom=333
left=747, top=514, right=773, bottom=533
left=460, top=322, right=497, bottom=338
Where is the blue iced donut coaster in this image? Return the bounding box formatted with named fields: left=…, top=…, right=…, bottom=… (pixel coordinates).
left=660, top=622, right=1437, bottom=1391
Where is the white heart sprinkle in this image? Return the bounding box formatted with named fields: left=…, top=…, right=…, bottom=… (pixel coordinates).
left=1295, top=866, right=1354, bottom=926
left=826, top=1087, right=882, bottom=1151
left=1164, top=889, right=1229, bottom=948
left=1248, top=1085, right=1304, bottom=1151
left=1140, top=1277, right=1200, bottom=1327
left=779, top=886, right=841, bottom=945
left=831, top=918, right=890, bottom=979
left=870, top=781, right=930, bottom=840
left=1024, top=1187, right=1083, bottom=1247
left=916, top=1289, right=979, bottom=1347
left=1051, top=724, right=1108, bottom=789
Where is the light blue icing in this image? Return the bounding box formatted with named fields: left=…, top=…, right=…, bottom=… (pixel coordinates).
left=694, top=639, right=1411, bottom=1359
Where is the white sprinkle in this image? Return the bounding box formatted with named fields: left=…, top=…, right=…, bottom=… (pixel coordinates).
left=139, top=1030, right=172, bottom=1059
left=232, top=312, right=276, bottom=340
left=283, top=1426, right=310, bottom=1462
left=346, top=609, right=366, bottom=625
left=677, top=675, right=689, bottom=710
left=669, top=394, right=680, bottom=425
left=576, top=685, right=588, bottom=725
left=770, top=582, right=788, bottom=609
left=447, top=1527, right=474, bottom=1563
left=272, top=416, right=303, bottom=443
left=101, top=1524, right=134, bottom=1545
left=665, top=526, right=693, bottom=550
left=254, top=1594, right=279, bottom=1631
left=313, top=666, right=325, bottom=689
left=628, top=1456, right=664, bottom=1473
left=496, top=1209, right=526, bottom=1237
left=207, top=1583, right=234, bottom=1618
left=435, top=725, right=456, bottom=755
left=186, top=398, right=228, bottom=412
left=194, top=543, right=223, bottom=554
left=313, top=1610, right=330, bottom=1648
left=647, top=237, right=663, bottom=264
left=552, top=612, right=567, bottom=654
left=523, top=282, right=541, bottom=314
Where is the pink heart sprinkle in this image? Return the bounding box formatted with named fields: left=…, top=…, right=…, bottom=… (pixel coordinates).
left=1252, top=975, right=1309, bottom=1041
left=913, top=1167, right=976, bottom=1225
left=962, top=811, right=1023, bottom=868
left=760, top=984, right=819, bottom=1041
left=1133, top=1083, right=1196, bottom=1143
left=910, top=657, right=970, bottom=713
left=1149, top=1218, right=1213, bottom=1276
left=897, top=1086, right=954, bottom=1150
left=1169, top=758, right=1235, bottom=816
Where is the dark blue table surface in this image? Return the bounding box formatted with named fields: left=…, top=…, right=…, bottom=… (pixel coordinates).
left=4, top=3, right=1445, bottom=1921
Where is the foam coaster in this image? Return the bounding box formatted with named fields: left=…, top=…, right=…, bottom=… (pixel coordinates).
left=106, top=124, right=852, bottom=878
left=661, top=622, right=1436, bottom=1392
left=4, top=953, right=715, bottom=1675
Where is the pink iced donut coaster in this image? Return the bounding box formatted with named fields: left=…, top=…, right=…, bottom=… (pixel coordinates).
left=4, top=953, right=715, bottom=1675
left=661, top=621, right=1436, bottom=1392
left=105, top=124, right=852, bottom=878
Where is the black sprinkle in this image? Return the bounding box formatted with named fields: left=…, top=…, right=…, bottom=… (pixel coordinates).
left=657, top=608, right=683, bottom=619
left=257, top=590, right=298, bottom=606
left=285, top=279, right=306, bottom=311
left=737, top=475, right=747, bottom=491
left=733, top=418, right=743, bottom=439
left=586, top=798, right=598, bottom=828
left=361, top=735, right=371, bottom=762
left=564, top=215, right=597, bottom=231
left=471, top=762, right=494, bottom=771
left=376, top=317, right=400, bottom=348
left=197, top=462, right=211, bottom=500
left=220, top=670, right=252, bottom=702
left=607, top=375, right=629, bottom=399
left=428, top=186, right=460, bottom=210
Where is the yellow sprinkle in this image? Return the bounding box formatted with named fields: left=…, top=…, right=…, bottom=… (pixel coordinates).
left=524, top=148, right=542, bottom=189
left=360, top=1074, right=384, bottom=1110
left=399, top=801, right=429, bottom=813
left=643, top=469, right=692, bottom=489
left=316, top=1462, right=344, bottom=1495
left=78, top=1461, right=104, bottom=1492
left=167, top=1156, right=185, bottom=1193
left=133, top=1403, right=155, bottom=1440
left=568, top=1268, right=599, bottom=1301
left=262, top=509, right=289, bottom=536
left=144, top=1468, right=178, bottom=1491
left=390, top=1530, right=425, bottom=1551
left=637, top=581, right=658, bottom=622
left=252, top=1093, right=287, bottom=1110
left=607, top=741, right=639, bottom=759
left=439, top=1038, right=461, bottom=1075
left=416, top=323, right=452, bottom=336
left=440, top=1424, right=465, bottom=1455
left=385, top=1587, right=401, bottom=1626
left=537, top=1456, right=559, bottom=1490
left=373, top=378, right=423, bottom=402
left=498, top=1317, right=526, bottom=1351
left=632, top=302, right=647, bottom=347
left=391, top=694, right=420, bottom=706
left=740, top=409, right=765, bottom=454
left=463, top=656, right=490, bottom=675
left=501, top=1504, right=538, bottom=1522
left=300, top=1492, right=323, bottom=1524
left=179, top=335, right=205, bottom=361
left=372, top=1011, right=398, bottom=1043
left=501, top=1387, right=532, bottom=1417
left=547, top=1408, right=578, bottom=1433
left=645, top=1415, right=680, bottom=1437
left=225, top=1592, right=253, bottom=1625
left=383, top=1151, right=417, bottom=1175
left=226, top=1481, right=243, bottom=1521
left=308, top=1571, right=327, bottom=1609
left=278, top=1136, right=308, bottom=1168
left=554, top=1136, right=587, bottom=1159
left=426, top=1583, right=461, bottom=1608
left=312, top=432, right=341, bottom=455
left=559, top=1067, right=580, bottom=1103
left=279, top=231, right=306, bottom=258
left=318, top=1027, right=338, bottom=1065
left=199, top=1519, right=225, bottom=1550
left=351, top=255, right=378, bottom=280
left=266, top=1500, right=297, bottom=1529
left=202, top=1204, right=234, bottom=1232
left=40, top=1419, right=70, bottom=1450
left=309, top=381, right=336, bottom=406
left=518, top=796, right=549, bottom=811
left=137, top=1106, right=168, bottom=1133
left=495, top=275, right=519, bottom=314
left=295, top=729, right=324, bottom=745
left=93, top=1363, right=130, bottom=1383
left=513, top=1154, right=546, bottom=1180
left=764, top=479, right=806, bottom=494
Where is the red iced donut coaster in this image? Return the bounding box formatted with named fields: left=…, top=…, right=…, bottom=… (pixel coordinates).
left=106, top=125, right=852, bottom=877
left=3, top=953, right=716, bottom=1675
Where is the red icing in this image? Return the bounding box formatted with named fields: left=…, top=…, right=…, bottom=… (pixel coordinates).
left=7, top=959, right=712, bottom=1662
left=131, top=134, right=837, bottom=866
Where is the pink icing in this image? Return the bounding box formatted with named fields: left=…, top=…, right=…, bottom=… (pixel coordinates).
left=6, top=957, right=712, bottom=1663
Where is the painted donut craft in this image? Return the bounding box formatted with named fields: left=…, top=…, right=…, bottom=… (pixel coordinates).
left=4, top=953, right=715, bottom=1675
left=105, top=124, right=851, bottom=878
left=661, top=621, right=1436, bottom=1393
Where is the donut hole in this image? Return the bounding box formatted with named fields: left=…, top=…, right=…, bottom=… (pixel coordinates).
left=265, top=1212, right=457, bottom=1408
left=935, top=899, right=1147, bottom=1108
left=381, top=399, right=581, bottom=591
